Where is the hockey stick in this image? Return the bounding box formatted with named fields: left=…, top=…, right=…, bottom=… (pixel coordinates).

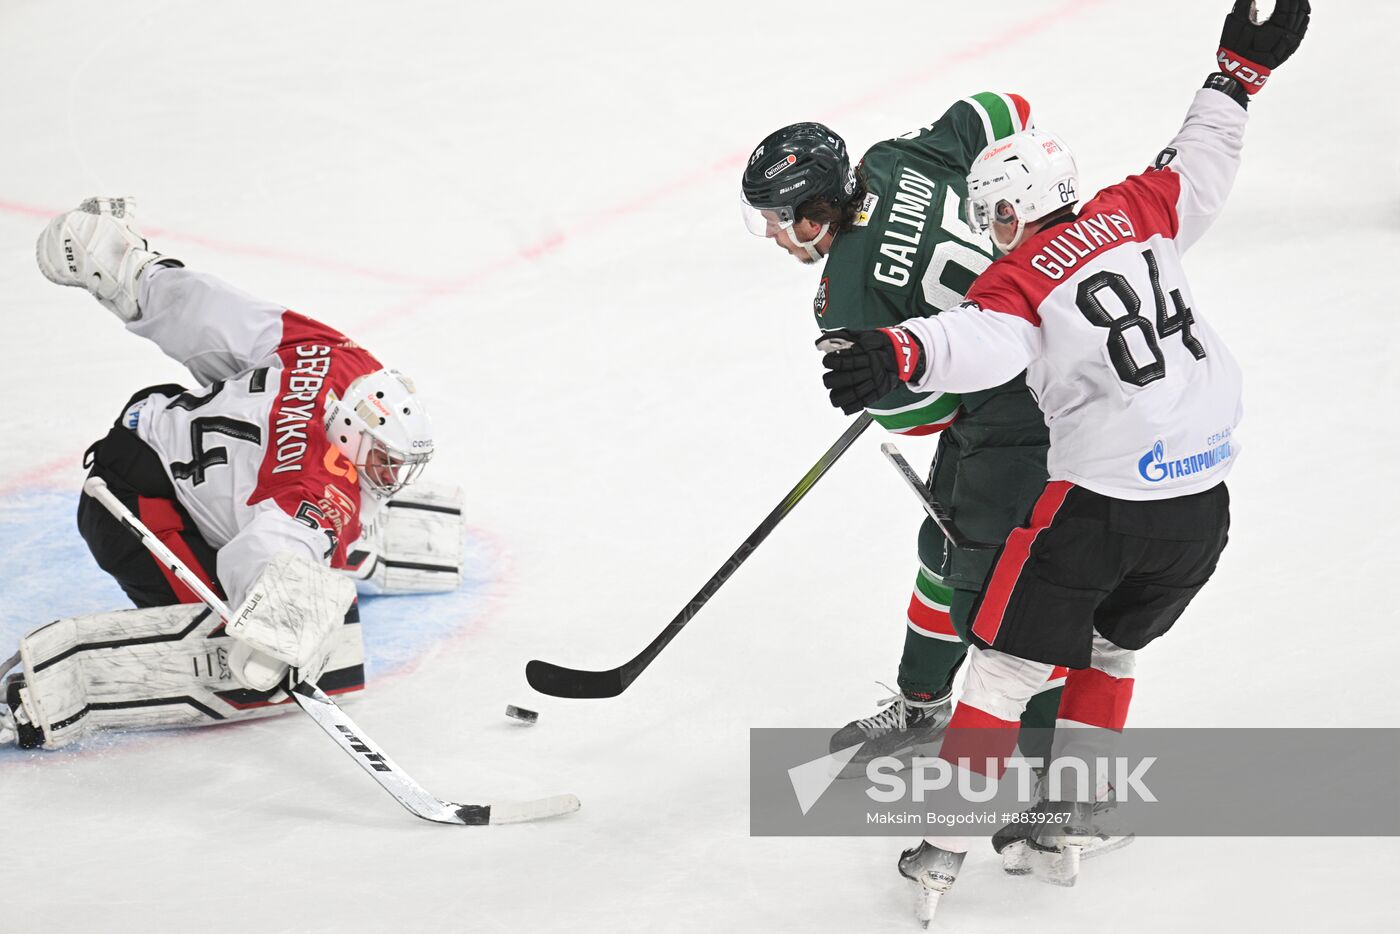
left=878, top=442, right=997, bottom=551
left=82, top=476, right=580, bottom=826
left=526, top=412, right=874, bottom=699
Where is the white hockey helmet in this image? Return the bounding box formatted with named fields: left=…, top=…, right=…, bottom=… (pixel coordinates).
left=965, top=129, right=1079, bottom=253
left=323, top=369, right=433, bottom=498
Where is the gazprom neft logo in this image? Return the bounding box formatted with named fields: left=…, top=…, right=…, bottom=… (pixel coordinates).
left=1138, top=437, right=1233, bottom=484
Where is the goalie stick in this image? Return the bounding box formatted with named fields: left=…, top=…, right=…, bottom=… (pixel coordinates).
left=878, top=442, right=997, bottom=551
left=82, top=476, right=579, bottom=826
left=526, top=412, right=873, bottom=699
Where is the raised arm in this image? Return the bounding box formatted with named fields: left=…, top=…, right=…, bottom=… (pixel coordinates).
left=1156, top=0, right=1310, bottom=250
left=1152, top=86, right=1247, bottom=252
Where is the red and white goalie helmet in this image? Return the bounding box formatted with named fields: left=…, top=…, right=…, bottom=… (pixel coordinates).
left=965, top=129, right=1079, bottom=253
left=323, top=369, right=433, bottom=498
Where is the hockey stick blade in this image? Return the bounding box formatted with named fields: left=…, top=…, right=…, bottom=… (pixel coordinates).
left=525, top=659, right=627, bottom=699
left=526, top=413, right=873, bottom=699
left=289, top=683, right=581, bottom=824
left=83, top=476, right=581, bottom=826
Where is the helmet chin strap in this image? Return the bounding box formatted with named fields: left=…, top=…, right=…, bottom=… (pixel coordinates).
left=992, top=214, right=1027, bottom=253
left=789, top=222, right=830, bottom=262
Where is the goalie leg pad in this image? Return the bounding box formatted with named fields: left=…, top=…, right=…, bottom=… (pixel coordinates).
left=10, top=603, right=365, bottom=749
left=35, top=197, right=178, bottom=322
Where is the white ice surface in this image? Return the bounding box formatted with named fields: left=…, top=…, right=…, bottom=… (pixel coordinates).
left=2, top=1, right=1397, bottom=931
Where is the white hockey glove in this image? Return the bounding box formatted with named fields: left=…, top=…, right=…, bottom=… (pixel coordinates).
left=35, top=197, right=180, bottom=322
left=227, top=552, right=357, bottom=691
left=341, top=483, right=465, bottom=595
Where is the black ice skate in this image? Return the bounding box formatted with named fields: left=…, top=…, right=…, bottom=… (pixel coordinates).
left=829, top=684, right=951, bottom=779
left=994, top=773, right=1135, bottom=876
left=897, top=840, right=965, bottom=928
left=0, top=693, right=13, bottom=747
left=1, top=655, right=32, bottom=748
left=1020, top=797, right=1134, bottom=887
left=1, top=658, right=41, bottom=750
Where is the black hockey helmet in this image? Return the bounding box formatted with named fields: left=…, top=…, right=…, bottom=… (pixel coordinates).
left=740, top=122, right=855, bottom=235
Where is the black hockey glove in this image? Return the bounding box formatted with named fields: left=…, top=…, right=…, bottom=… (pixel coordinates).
left=1217, top=0, right=1310, bottom=95
left=817, top=327, right=927, bottom=415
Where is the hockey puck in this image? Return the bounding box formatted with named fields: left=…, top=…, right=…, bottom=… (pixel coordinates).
left=505, top=704, right=539, bottom=725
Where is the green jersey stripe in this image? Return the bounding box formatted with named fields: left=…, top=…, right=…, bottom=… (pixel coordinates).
left=912, top=585, right=951, bottom=613
left=866, top=390, right=959, bottom=418
left=867, top=392, right=961, bottom=431
left=967, top=91, right=1016, bottom=143
left=916, top=567, right=954, bottom=605
left=961, top=96, right=995, bottom=149
left=918, top=561, right=944, bottom=582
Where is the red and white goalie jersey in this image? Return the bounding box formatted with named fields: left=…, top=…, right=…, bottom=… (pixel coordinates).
left=124, top=265, right=383, bottom=605
left=902, top=88, right=1246, bottom=500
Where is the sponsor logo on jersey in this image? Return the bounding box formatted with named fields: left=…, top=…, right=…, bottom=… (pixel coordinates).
left=765, top=154, right=798, bottom=179
left=271, top=344, right=333, bottom=475
left=1137, top=437, right=1233, bottom=484
left=813, top=277, right=829, bottom=317
left=1028, top=211, right=1137, bottom=281
left=872, top=166, right=938, bottom=288
left=316, top=482, right=358, bottom=540
left=123, top=398, right=146, bottom=430
left=853, top=192, right=878, bottom=227
left=323, top=446, right=359, bottom=483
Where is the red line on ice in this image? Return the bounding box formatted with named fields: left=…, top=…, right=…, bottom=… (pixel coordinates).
left=0, top=0, right=1105, bottom=494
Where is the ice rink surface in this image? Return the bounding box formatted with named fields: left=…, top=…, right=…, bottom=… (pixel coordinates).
left=2, top=0, right=1397, bottom=930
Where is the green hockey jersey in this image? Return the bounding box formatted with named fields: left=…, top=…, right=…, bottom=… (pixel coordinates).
left=815, top=91, right=1051, bottom=590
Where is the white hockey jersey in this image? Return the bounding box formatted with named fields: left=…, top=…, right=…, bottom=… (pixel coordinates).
left=124, top=266, right=383, bottom=606
left=902, top=88, right=1246, bottom=501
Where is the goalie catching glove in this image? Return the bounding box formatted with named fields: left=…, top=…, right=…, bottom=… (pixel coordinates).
left=1216, top=0, right=1310, bottom=95
left=817, top=327, right=928, bottom=415
left=228, top=552, right=357, bottom=691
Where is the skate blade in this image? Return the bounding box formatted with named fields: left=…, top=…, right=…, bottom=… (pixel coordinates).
left=907, top=880, right=944, bottom=928
left=999, top=839, right=1033, bottom=876
left=1081, top=833, right=1135, bottom=861
left=1033, top=843, right=1082, bottom=887
left=835, top=739, right=942, bottom=781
